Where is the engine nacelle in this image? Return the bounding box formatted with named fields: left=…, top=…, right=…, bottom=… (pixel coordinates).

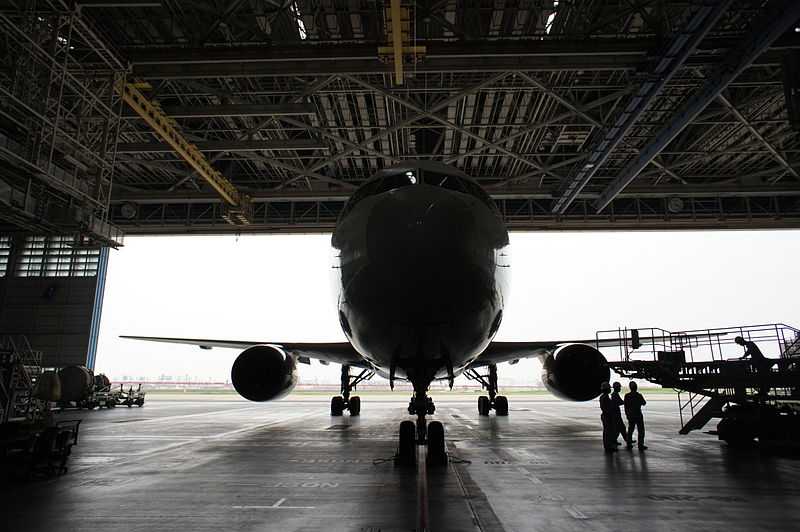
left=231, top=345, right=299, bottom=402
left=58, top=365, right=94, bottom=402
left=541, top=343, right=610, bottom=401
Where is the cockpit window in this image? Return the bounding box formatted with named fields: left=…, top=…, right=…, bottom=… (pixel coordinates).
left=423, top=171, right=496, bottom=211
left=340, top=166, right=496, bottom=217
left=374, top=171, right=418, bottom=194
left=340, top=171, right=417, bottom=218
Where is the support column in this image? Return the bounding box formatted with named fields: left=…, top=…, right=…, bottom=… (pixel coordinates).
left=86, top=247, right=109, bottom=371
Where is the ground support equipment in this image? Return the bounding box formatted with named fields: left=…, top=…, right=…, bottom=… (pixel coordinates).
left=611, top=357, right=800, bottom=447
left=120, top=384, right=146, bottom=407
left=602, top=323, right=800, bottom=447
left=0, top=419, right=81, bottom=481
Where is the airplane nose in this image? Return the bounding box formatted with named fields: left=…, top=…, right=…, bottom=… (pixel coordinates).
left=366, top=185, right=476, bottom=285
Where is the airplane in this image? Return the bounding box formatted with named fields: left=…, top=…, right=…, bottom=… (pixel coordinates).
left=125, top=161, right=632, bottom=467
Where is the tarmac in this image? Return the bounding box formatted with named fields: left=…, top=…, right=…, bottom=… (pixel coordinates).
left=2, top=394, right=799, bottom=531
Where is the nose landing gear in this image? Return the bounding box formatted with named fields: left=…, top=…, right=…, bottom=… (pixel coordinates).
left=396, top=389, right=447, bottom=467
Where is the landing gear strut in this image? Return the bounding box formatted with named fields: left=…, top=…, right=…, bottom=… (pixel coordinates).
left=395, top=385, right=447, bottom=467
left=466, top=364, right=509, bottom=416
left=330, top=365, right=374, bottom=416
left=407, top=389, right=435, bottom=442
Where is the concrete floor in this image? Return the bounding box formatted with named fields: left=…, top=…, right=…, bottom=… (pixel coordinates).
left=3, top=394, right=800, bottom=531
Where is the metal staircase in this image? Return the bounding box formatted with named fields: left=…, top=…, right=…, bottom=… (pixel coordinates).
left=0, top=336, right=46, bottom=424
left=602, top=324, right=800, bottom=445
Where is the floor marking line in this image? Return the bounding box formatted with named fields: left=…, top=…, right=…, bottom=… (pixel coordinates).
left=565, top=505, right=588, bottom=519
left=232, top=505, right=316, bottom=510
left=232, top=498, right=315, bottom=510
left=516, top=466, right=544, bottom=485
left=417, top=445, right=430, bottom=531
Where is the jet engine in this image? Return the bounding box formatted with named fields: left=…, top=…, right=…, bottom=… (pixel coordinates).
left=231, top=345, right=299, bottom=401
left=541, top=344, right=610, bottom=401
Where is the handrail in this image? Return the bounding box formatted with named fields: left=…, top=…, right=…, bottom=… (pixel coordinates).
left=597, top=323, right=800, bottom=364
left=0, top=335, right=46, bottom=423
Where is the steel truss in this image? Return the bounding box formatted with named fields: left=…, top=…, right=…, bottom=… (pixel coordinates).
left=0, top=0, right=798, bottom=236
left=0, top=1, right=124, bottom=245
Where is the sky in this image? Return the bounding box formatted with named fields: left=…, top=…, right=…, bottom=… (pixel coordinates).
left=95, top=230, right=800, bottom=384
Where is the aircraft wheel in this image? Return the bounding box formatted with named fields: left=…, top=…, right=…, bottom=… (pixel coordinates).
left=478, top=395, right=490, bottom=415
left=349, top=396, right=361, bottom=415
left=331, top=396, right=345, bottom=416
left=396, top=420, right=417, bottom=467
left=426, top=421, right=447, bottom=467
left=495, top=395, right=509, bottom=416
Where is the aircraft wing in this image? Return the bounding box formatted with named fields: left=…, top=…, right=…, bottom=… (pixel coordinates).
left=120, top=336, right=368, bottom=367
left=469, top=340, right=582, bottom=367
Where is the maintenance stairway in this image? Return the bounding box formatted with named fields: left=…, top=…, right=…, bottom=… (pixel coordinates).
left=0, top=336, right=46, bottom=424
left=602, top=324, right=800, bottom=446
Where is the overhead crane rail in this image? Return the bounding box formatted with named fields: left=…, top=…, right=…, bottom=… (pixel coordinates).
left=113, top=75, right=253, bottom=226
left=603, top=324, right=800, bottom=447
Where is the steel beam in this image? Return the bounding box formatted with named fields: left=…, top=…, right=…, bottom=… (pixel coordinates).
left=114, top=75, right=253, bottom=225
left=389, top=0, right=404, bottom=84
left=342, top=75, right=554, bottom=178
left=128, top=40, right=650, bottom=65
left=716, top=93, right=799, bottom=181
left=115, top=139, right=327, bottom=153
left=108, top=184, right=800, bottom=205
left=550, top=1, right=733, bottom=215
left=594, top=1, right=800, bottom=212
left=279, top=72, right=510, bottom=187
left=158, top=77, right=347, bottom=191
left=448, top=88, right=635, bottom=185
left=124, top=34, right=800, bottom=80
left=129, top=40, right=650, bottom=79
left=109, top=193, right=800, bottom=235
left=118, top=103, right=317, bottom=118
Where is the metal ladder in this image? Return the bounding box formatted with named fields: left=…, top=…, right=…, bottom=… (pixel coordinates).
left=0, top=335, right=45, bottom=424
left=782, top=332, right=800, bottom=357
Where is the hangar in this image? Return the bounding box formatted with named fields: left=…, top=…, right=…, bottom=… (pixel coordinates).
left=1, top=0, right=799, bottom=529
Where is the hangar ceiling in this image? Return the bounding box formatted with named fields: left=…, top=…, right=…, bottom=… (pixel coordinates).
left=1, top=0, right=800, bottom=239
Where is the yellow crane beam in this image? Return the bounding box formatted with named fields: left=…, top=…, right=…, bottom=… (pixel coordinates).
left=113, top=74, right=253, bottom=226
left=389, top=0, right=404, bottom=84
left=377, top=0, right=426, bottom=85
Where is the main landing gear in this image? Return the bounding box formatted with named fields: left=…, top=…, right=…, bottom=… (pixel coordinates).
left=396, top=388, right=447, bottom=467
left=466, top=364, right=509, bottom=416
left=330, top=365, right=374, bottom=416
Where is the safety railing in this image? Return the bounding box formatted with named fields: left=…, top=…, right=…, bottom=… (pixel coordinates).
left=604, top=324, right=800, bottom=435
left=0, top=335, right=46, bottom=424
left=597, top=323, right=800, bottom=364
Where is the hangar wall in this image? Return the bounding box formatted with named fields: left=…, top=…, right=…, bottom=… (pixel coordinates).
left=0, top=235, right=108, bottom=370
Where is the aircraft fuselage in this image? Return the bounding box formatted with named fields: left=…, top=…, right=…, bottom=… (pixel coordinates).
left=331, top=162, right=510, bottom=392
